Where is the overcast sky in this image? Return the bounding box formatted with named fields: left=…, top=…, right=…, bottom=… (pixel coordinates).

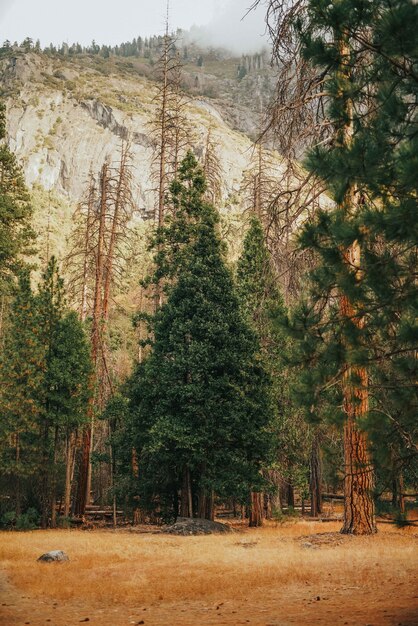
left=0, top=0, right=269, bottom=53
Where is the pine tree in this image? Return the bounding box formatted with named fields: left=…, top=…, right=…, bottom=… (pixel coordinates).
left=0, top=271, right=44, bottom=518
left=0, top=102, right=34, bottom=295
left=128, top=154, right=271, bottom=521
left=280, top=0, right=417, bottom=533
left=36, top=257, right=92, bottom=527
left=237, top=216, right=281, bottom=525
left=0, top=260, right=92, bottom=525
left=237, top=216, right=313, bottom=521
left=351, top=0, right=418, bottom=508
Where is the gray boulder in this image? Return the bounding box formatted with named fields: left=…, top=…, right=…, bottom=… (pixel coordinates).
left=37, top=550, right=69, bottom=562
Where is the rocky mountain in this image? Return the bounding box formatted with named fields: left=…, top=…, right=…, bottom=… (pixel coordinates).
left=1, top=45, right=282, bottom=263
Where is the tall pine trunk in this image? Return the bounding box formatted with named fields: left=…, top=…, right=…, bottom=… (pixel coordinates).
left=337, top=34, right=375, bottom=535
left=197, top=490, right=215, bottom=521
left=40, top=420, right=50, bottom=529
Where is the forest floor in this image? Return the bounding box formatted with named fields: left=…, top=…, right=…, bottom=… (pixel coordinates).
left=0, top=519, right=417, bottom=626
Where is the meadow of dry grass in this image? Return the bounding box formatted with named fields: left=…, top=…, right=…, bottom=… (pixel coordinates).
left=1, top=520, right=417, bottom=625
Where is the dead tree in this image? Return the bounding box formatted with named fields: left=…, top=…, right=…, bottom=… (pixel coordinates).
left=202, top=126, right=223, bottom=207
left=66, top=145, right=136, bottom=516
left=309, top=430, right=322, bottom=517
left=102, top=141, right=136, bottom=322
left=148, top=18, right=194, bottom=310
left=74, top=159, right=109, bottom=516
left=249, top=492, right=263, bottom=527
left=240, top=137, right=277, bottom=221
left=150, top=23, right=192, bottom=228
left=65, top=169, right=97, bottom=321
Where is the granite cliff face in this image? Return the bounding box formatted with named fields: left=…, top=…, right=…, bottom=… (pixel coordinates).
left=0, top=49, right=285, bottom=263
left=2, top=50, right=280, bottom=218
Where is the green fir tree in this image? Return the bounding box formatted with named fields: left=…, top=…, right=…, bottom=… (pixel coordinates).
left=237, top=216, right=311, bottom=521
left=0, top=102, right=34, bottom=295
left=0, top=258, right=92, bottom=527
left=0, top=270, right=44, bottom=519
left=128, top=155, right=272, bottom=521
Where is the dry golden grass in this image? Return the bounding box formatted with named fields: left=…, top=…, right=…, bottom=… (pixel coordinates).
left=1, top=521, right=417, bottom=609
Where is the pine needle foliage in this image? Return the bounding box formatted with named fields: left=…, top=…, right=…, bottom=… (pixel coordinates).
left=128, top=154, right=272, bottom=519
left=286, top=0, right=417, bottom=494
left=0, top=102, right=34, bottom=293
left=0, top=258, right=92, bottom=524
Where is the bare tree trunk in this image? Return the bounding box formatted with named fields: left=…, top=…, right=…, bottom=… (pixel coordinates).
left=265, top=469, right=282, bottom=518
left=287, top=482, right=294, bottom=509
left=341, top=411, right=376, bottom=534
left=197, top=487, right=206, bottom=520
left=75, top=162, right=108, bottom=516
left=102, top=143, right=132, bottom=321
left=40, top=420, right=50, bottom=529
left=202, top=127, right=223, bottom=206
left=205, top=492, right=215, bottom=521
left=270, top=489, right=281, bottom=517
left=110, top=450, right=117, bottom=529
left=398, top=473, right=405, bottom=514
left=392, top=476, right=398, bottom=509
left=50, top=425, right=60, bottom=528
left=339, top=217, right=375, bottom=535
left=85, top=416, right=95, bottom=507
left=264, top=493, right=271, bottom=520
left=180, top=466, right=192, bottom=517
left=392, top=473, right=405, bottom=513
left=249, top=492, right=263, bottom=527
left=79, top=174, right=95, bottom=321
left=63, top=431, right=76, bottom=518
left=15, top=434, right=21, bottom=517
left=310, top=432, right=322, bottom=517
left=337, top=34, right=375, bottom=536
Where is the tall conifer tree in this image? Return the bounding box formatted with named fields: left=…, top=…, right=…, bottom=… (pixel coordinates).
left=0, top=271, right=44, bottom=517
left=129, top=154, right=271, bottom=520
left=277, top=0, right=417, bottom=532
left=0, top=260, right=92, bottom=526
left=0, top=102, right=34, bottom=295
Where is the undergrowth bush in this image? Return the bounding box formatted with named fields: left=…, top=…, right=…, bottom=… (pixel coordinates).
left=0, top=507, right=40, bottom=530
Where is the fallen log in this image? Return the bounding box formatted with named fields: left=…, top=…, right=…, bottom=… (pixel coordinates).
left=322, top=493, right=344, bottom=501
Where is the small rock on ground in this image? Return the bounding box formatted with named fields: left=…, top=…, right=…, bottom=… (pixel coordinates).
left=37, top=550, right=69, bottom=562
